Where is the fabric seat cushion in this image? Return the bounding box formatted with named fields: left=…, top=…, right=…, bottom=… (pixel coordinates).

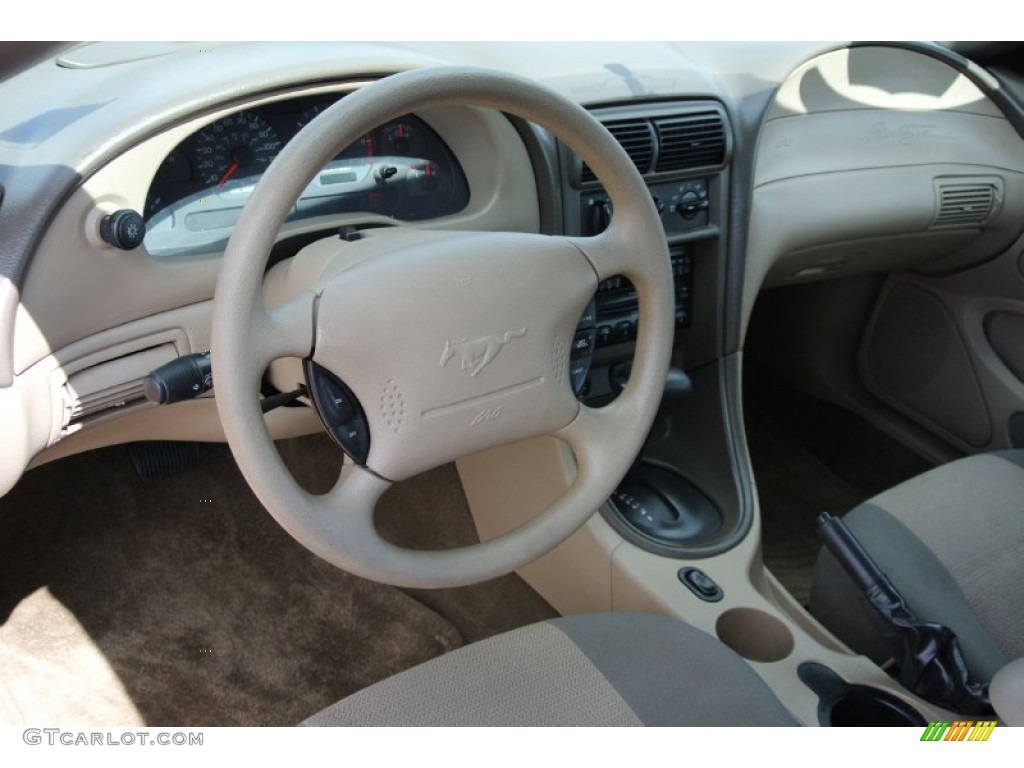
left=303, top=612, right=795, bottom=726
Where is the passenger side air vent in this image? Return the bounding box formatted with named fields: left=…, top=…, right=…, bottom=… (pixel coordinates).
left=933, top=181, right=999, bottom=227
left=654, top=112, right=726, bottom=172
left=581, top=119, right=654, bottom=183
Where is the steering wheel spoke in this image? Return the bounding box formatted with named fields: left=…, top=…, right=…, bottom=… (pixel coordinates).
left=566, top=228, right=636, bottom=282
left=252, top=290, right=317, bottom=370
left=269, top=464, right=394, bottom=569
left=312, top=463, right=389, bottom=527
left=557, top=401, right=643, bottom=489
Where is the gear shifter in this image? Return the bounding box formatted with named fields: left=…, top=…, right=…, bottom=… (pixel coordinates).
left=609, top=368, right=722, bottom=546
left=644, top=366, right=693, bottom=449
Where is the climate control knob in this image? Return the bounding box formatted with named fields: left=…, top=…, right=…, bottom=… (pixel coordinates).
left=588, top=198, right=613, bottom=234
left=675, top=191, right=710, bottom=221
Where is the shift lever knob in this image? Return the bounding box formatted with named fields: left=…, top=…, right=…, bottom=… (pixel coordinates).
left=644, top=367, right=692, bottom=447
left=655, top=367, right=692, bottom=423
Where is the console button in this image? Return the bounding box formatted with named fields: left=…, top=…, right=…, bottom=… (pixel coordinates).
left=571, top=329, right=596, bottom=359
left=678, top=567, right=724, bottom=603
left=595, top=325, right=613, bottom=347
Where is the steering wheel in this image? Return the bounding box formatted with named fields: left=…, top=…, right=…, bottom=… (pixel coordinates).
left=211, top=67, right=673, bottom=589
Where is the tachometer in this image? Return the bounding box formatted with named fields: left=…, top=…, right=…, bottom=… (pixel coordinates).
left=193, top=111, right=282, bottom=192
left=298, top=101, right=379, bottom=163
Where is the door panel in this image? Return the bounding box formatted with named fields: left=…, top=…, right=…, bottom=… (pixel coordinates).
left=860, top=234, right=1024, bottom=453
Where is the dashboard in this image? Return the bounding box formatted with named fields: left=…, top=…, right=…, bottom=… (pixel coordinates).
left=143, top=94, right=469, bottom=257
left=2, top=41, right=1024, bottom=491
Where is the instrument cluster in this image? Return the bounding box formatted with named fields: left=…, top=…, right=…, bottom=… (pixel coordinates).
left=143, top=93, right=470, bottom=257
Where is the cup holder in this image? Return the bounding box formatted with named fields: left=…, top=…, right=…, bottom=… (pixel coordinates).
left=799, top=663, right=926, bottom=727
left=715, top=607, right=794, bottom=663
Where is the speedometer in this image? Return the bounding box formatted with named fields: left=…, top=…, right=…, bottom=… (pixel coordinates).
left=193, top=111, right=282, bottom=192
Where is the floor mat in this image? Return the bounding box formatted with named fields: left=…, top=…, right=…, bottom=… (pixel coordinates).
left=745, top=370, right=933, bottom=606
left=0, top=435, right=555, bottom=726
left=746, top=405, right=865, bottom=605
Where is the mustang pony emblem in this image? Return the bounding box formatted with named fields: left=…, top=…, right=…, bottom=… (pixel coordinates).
left=440, top=329, right=527, bottom=377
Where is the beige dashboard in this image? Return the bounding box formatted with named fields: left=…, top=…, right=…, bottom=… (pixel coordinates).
left=744, top=46, right=1024, bottom=337
left=2, top=41, right=1024, bottom=500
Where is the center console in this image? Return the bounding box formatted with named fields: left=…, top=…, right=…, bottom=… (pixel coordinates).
left=560, top=102, right=744, bottom=558
left=562, top=104, right=726, bottom=402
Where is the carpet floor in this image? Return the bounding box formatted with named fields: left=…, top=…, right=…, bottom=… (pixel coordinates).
left=744, top=369, right=933, bottom=606
left=0, top=434, right=555, bottom=726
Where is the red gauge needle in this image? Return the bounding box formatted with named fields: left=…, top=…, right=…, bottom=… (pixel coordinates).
left=217, top=162, right=239, bottom=188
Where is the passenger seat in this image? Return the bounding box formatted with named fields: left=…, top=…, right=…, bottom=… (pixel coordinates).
left=809, top=451, right=1024, bottom=682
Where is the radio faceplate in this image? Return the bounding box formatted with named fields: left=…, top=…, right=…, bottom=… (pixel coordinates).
left=595, top=245, right=694, bottom=345
left=574, top=245, right=694, bottom=401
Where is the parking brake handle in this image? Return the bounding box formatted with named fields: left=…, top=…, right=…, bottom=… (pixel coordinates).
left=817, top=512, right=992, bottom=715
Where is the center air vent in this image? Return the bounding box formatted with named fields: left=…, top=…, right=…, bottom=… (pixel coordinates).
left=578, top=108, right=727, bottom=185
left=933, top=181, right=999, bottom=227
left=654, top=112, right=726, bottom=172
left=580, top=119, right=654, bottom=183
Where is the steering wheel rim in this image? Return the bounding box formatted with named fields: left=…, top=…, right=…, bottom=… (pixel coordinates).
left=211, top=66, right=674, bottom=588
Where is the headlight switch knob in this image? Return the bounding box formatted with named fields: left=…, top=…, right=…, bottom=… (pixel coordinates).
left=99, top=209, right=146, bottom=250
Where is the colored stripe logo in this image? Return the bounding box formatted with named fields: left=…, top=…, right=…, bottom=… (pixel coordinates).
left=921, top=721, right=997, bottom=742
